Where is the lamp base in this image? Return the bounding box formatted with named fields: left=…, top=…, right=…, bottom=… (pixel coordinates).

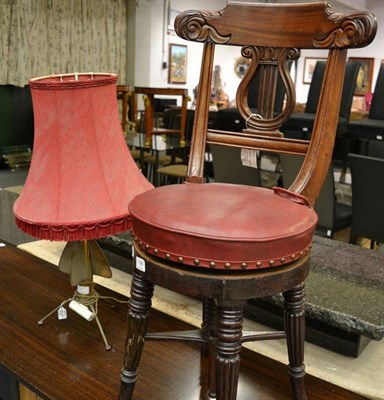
left=37, top=283, right=118, bottom=350
left=39, top=242, right=128, bottom=350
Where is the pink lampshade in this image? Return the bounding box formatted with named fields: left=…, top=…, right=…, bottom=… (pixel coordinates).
left=14, top=72, right=153, bottom=241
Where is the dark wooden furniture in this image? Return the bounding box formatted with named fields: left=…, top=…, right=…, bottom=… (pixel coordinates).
left=282, top=61, right=360, bottom=141
left=0, top=85, right=34, bottom=148
left=119, top=2, right=376, bottom=400
left=348, top=154, right=384, bottom=247
left=347, top=62, right=384, bottom=155
left=132, top=87, right=189, bottom=146
left=282, top=60, right=360, bottom=174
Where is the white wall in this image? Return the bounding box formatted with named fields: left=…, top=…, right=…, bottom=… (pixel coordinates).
left=133, top=0, right=229, bottom=102
left=132, top=0, right=383, bottom=105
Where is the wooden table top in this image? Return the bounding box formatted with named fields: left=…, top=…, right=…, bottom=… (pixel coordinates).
left=0, top=242, right=371, bottom=400
left=0, top=242, right=128, bottom=400
left=133, top=87, right=188, bottom=96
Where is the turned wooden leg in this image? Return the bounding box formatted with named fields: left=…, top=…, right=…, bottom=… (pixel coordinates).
left=201, top=299, right=217, bottom=399
left=119, top=269, right=154, bottom=400
left=283, top=283, right=307, bottom=400
left=215, top=302, right=244, bottom=400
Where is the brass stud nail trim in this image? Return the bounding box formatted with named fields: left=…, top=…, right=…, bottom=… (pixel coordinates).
left=126, top=238, right=310, bottom=269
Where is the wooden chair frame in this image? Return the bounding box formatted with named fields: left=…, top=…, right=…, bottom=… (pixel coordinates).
left=119, top=2, right=376, bottom=400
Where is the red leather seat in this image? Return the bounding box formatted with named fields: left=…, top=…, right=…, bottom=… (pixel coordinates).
left=130, top=183, right=317, bottom=270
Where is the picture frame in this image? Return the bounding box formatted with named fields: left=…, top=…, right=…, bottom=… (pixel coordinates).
left=349, top=57, right=374, bottom=96
left=168, top=44, right=187, bottom=84
left=303, top=57, right=326, bottom=84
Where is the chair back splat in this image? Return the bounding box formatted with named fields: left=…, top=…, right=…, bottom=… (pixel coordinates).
left=178, top=3, right=375, bottom=204
left=119, top=2, right=376, bottom=400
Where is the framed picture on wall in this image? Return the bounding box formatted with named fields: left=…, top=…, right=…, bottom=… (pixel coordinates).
left=349, top=57, right=374, bottom=96
left=303, top=57, right=326, bottom=84
left=168, top=44, right=187, bottom=84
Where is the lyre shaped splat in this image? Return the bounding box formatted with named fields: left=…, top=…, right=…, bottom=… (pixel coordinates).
left=237, top=46, right=299, bottom=136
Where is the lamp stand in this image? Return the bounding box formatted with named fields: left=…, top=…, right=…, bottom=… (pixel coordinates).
left=38, top=240, right=126, bottom=351
left=38, top=281, right=112, bottom=350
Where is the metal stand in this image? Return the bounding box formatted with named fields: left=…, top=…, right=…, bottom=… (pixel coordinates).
left=38, top=240, right=128, bottom=351
left=38, top=283, right=113, bottom=350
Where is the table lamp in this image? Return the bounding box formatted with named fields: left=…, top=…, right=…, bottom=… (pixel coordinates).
left=13, top=72, right=153, bottom=349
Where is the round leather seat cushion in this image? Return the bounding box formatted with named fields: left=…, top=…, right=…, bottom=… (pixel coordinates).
left=129, top=183, right=318, bottom=270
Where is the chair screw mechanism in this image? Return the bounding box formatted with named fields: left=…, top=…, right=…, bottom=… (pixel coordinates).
left=119, top=2, right=376, bottom=399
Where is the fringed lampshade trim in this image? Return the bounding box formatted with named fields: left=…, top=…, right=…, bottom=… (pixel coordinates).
left=15, top=215, right=132, bottom=242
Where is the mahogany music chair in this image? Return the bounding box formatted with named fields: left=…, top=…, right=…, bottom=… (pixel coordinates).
left=119, top=2, right=376, bottom=400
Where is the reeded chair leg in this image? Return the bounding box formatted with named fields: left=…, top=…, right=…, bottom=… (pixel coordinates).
left=283, top=283, right=307, bottom=400
left=119, top=270, right=154, bottom=400
left=201, top=299, right=217, bottom=399
left=215, top=303, right=245, bottom=400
